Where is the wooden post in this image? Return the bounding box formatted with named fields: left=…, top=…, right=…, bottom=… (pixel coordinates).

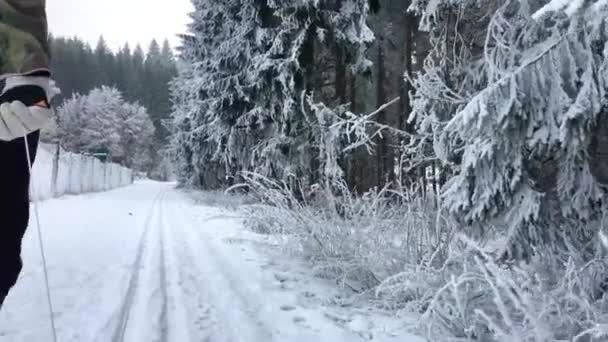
left=67, top=153, right=73, bottom=194
left=51, top=144, right=60, bottom=197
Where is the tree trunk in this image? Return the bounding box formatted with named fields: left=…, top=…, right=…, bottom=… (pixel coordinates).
left=590, top=107, right=608, bottom=186
left=335, top=0, right=347, bottom=105
left=376, top=34, right=394, bottom=186
left=350, top=72, right=357, bottom=113
left=334, top=10, right=348, bottom=187
left=346, top=72, right=362, bottom=192
left=401, top=13, right=415, bottom=132
left=302, top=25, right=320, bottom=186
left=401, top=12, right=425, bottom=190
left=335, top=46, right=347, bottom=105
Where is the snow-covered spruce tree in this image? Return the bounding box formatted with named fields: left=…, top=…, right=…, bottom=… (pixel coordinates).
left=169, top=60, right=198, bottom=187
left=170, top=0, right=227, bottom=188
left=171, top=0, right=374, bottom=189
left=172, top=0, right=258, bottom=188
left=406, top=0, right=505, bottom=177
left=201, top=0, right=272, bottom=185
left=410, top=0, right=608, bottom=259
left=238, top=0, right=374, bottom=187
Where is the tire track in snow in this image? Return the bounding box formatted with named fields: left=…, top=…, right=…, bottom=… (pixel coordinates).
left=168, top=197, right=275, bottom=342
left=111, top=190, right=165, bottom=342
left=159, top=191, right=193, bottom=342
left=158, top=195, right=169, bottom=342
left=164, top=202, right=219, bottom=340
left=164, top=198, right=244, bottom=341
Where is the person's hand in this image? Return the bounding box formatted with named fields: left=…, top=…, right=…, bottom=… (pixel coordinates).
left=0, top=100, right=52, bottom=141
left=0, top=76, right=55, bottom=142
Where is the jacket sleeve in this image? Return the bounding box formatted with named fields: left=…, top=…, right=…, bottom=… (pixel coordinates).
left=0, top=0, right=50, bottom=78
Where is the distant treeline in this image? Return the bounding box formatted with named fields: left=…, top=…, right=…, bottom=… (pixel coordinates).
left=49, top=35, right=177, bottom=142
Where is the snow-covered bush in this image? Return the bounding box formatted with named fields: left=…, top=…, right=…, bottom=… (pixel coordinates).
left=415, top=233, right=608, bottom=342
left=241, top=172, right=452, bottom=295
left=242, top=171, right=608, bottom=342
left=184, top=188, right=255, bottom=211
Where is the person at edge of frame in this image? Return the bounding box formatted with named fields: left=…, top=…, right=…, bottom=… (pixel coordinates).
left=0, top=0, right=58, bottom=308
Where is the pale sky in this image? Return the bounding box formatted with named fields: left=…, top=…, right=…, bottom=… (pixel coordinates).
left=47, top=0, right=194, bottom=52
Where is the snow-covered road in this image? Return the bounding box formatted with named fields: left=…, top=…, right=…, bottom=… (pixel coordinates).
left=0, top=181, right=424, bottom=342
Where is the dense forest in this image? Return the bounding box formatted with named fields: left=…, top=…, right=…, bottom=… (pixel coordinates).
left=170, top=0, right=608, bottom=340
left=170, top=0, right=450, bottom=192
left=46, top=36, right=177, bottom=175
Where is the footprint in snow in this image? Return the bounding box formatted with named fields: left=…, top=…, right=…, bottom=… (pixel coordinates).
left=293, top=316, right=306, bottom=323
left=301, top=291, right=316, bottom=298
left=280, top=305, right=297, bottom=312
left=274, top=273, right=289, bottom=283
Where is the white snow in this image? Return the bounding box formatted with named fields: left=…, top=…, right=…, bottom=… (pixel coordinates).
left=532, top=0, right=607, bottom=19
left=532, top=0, right=570, bottom=19
left=0, top=181, right=424, bottom=342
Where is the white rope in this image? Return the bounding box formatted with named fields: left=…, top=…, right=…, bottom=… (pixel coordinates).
left=23, top=133, right=58, bottom=342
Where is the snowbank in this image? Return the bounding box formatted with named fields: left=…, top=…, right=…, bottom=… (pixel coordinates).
left=31, top=143, right=133, bottom=201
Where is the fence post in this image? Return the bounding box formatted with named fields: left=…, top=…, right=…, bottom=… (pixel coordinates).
left=103, top=162, right=107, bottom=191
left=80, top=156, right=86, bottom=193
left=67, top=153, right=73, bottom=194
left=51, top=144, right=60, bottom=198
left=109, top=164, right=113, bottom=189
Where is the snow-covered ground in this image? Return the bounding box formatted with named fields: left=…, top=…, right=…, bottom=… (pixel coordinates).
left=0, top=181, right=424, bottom=342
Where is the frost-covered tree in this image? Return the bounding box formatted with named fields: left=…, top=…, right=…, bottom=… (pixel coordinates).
left=84, top=86, right=124, bottom=154
left=171, top=0, right=375, bottom=189
left=115, top=102, right=156, bottom=170
left=169, top=58, right=198, bottom=187
left=410, top=0, right=608, bottom=258
left=55, top=86, right=156, bottom=171
left=142, top=39, right=176, bottom=142
left=169, top=0, right=232, bottom=188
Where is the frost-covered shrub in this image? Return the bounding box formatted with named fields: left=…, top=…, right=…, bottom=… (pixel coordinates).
left=241, top=172, right=453, bottom=295
left=241, top=168, right=608, bottom=342
left=415, top=233, right=608, bottom=342
left=185, top=188, right=255, bottom=211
